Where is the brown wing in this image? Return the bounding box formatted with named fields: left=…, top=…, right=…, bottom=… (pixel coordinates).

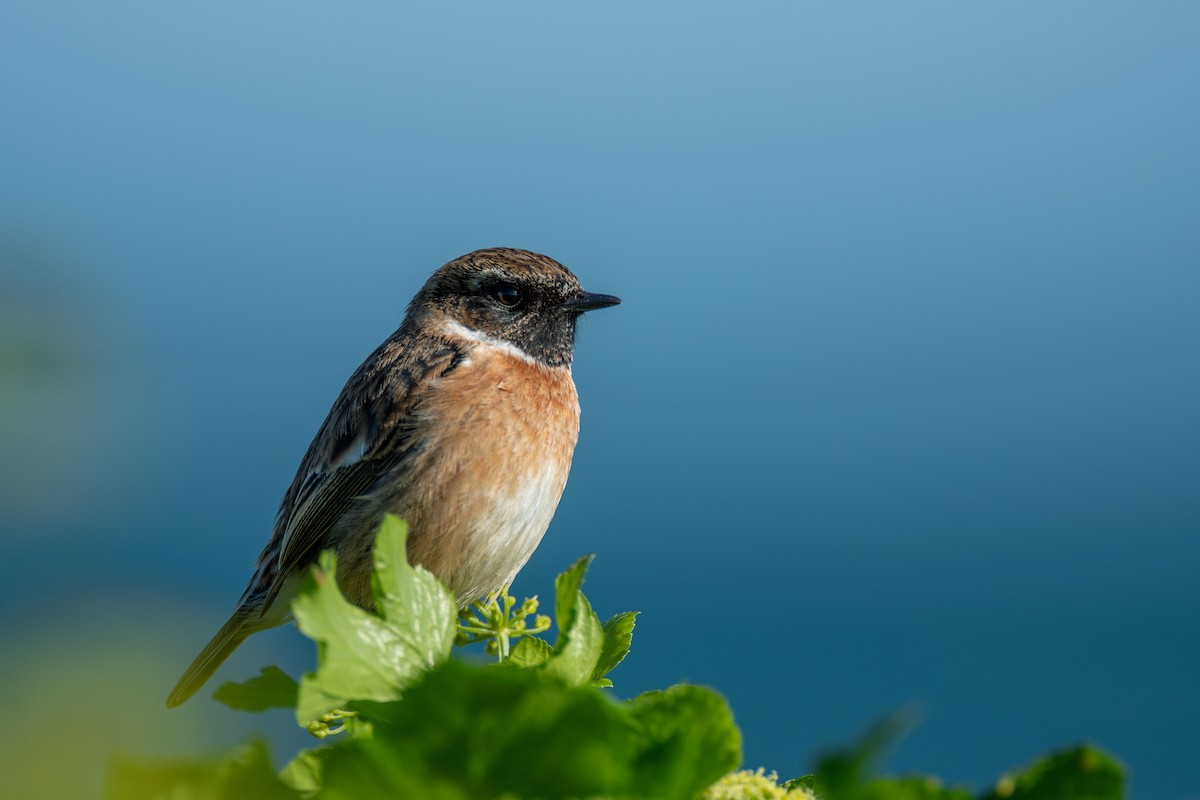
left=248, top=329, right=464, bottom=613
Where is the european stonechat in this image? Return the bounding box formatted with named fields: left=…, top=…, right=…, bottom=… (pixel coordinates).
left=167, top=248, right=619, bottom=707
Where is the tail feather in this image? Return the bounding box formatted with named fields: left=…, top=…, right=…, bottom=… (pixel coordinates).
left=166, top=610, right=254, bottom=708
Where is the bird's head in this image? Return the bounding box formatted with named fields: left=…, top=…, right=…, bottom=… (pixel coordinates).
left=409, top=248, right=620, bottom=367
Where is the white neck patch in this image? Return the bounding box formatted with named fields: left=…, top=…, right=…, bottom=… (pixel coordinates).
left=441, top=318, right=541, bottom=366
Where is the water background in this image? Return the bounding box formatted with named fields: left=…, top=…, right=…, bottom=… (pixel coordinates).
left=2, top=3, right=1197, bottom=797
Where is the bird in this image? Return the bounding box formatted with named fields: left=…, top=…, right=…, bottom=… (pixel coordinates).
left=166, top=248, right=620, bottom=708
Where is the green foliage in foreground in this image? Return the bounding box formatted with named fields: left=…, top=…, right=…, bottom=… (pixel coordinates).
left=108, top=516, right=1126, bottom=799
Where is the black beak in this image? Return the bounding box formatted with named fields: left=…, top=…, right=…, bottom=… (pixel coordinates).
left=561, top=292, right=621, bottom=313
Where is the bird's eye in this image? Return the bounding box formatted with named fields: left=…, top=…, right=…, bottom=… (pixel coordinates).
left=492, top=285, right=522, bottom=307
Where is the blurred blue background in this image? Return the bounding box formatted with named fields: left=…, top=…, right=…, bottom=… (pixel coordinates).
left=2, top=2, right=1197, bottom=797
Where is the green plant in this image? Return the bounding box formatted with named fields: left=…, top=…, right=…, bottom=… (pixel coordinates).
left=106, top=516, right=1126, bottom=799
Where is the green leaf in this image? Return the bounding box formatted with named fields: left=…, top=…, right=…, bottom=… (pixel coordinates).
left=628, top=684, right=743, bottom=800
left=811, top=709, right=921, bottom=798
left=592, top=610, right=638, bottom=685
left=318, top=740, right=470, bottom=800
left=784, top=774, right=819, bottom=793
left=292, top=515, right=456, bottom=722
left=212, top=665, right=298, bottom=712
left=805, top=711, right=978, bottom=799
left=106, top=741, right=299, bottom=800
left=553, top=554, right=594, bottom=638
left=291, top=554, right=401, bottom=721
left=368, top=514, right=458, bottom=664
left=320, top=660, right=637, bottom=799
left=852, top=776, right=973, bottom=800
left=539, top=555, right=605, bottom=685
left=541, top=589, right=606, bottom=685
left=279, top=750, right=324, bottom=797
left=983, top=745, right=1125, bottom=800
left=318, top=661, right=749, bottom=800
left=507, top=634, right=554, bottom=668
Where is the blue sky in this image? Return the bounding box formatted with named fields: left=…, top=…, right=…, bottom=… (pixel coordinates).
left=2, top=2, right=1198, bottom=797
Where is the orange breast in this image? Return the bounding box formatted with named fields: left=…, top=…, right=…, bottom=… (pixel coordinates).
left=397, top=345, right=581, bottom=601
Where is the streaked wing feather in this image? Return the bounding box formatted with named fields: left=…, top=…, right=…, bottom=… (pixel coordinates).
left=257, top=332, right=463, bottom=612
left=273, top=454, right=398, bottom=584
